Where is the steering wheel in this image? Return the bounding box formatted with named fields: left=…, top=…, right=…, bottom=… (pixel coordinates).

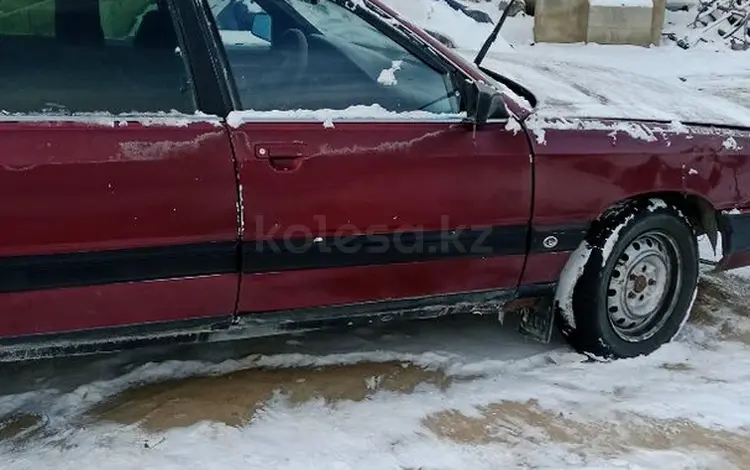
left=276, top=28, right=309, bottom=83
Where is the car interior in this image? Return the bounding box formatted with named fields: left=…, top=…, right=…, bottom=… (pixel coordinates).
left=0, top=0, right=193, bottom=114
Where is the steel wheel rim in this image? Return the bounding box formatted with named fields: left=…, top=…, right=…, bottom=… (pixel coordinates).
left=606, top=231, right=683, bottom=342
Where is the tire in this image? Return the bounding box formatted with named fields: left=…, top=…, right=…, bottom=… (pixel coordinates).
left=560, top=198, right=699, bottom=359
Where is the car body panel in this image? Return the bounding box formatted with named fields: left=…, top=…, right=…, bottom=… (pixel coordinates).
left=242, top=256, right=527, bottom=313
left=230, top=120, right=534, bottom=313
left=0, top=117, right=240, bottom=338
left=0, top=275, right=236, bottom=338
left=0, top=118, right=238, bottom=255
left=521, top=251, right=575, bottom=287
left=524, top=122, right=750, bottom=223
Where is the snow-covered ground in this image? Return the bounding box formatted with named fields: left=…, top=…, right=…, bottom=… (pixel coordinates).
left=4, top=270, right=750, bottom=470
left=381, top=0, right=750, bottom=106
left=3, top=2, right=750, bottom=469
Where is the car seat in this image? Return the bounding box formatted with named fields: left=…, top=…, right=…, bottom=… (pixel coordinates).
left=133, top=3, right=178, bottom=48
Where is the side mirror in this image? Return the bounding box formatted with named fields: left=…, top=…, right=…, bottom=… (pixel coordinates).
left=250, top=13, right=272, bottom=42
left=461, top=80, right=509, bottom=125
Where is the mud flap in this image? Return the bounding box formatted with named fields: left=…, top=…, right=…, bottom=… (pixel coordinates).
left=517, top=295, right=555, bottom=344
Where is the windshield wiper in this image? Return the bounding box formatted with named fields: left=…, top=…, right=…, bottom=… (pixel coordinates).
left=474, top=0, right=518, bottom=67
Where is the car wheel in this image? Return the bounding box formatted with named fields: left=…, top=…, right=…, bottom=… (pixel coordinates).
left=559, top=198, right=699, bottom=359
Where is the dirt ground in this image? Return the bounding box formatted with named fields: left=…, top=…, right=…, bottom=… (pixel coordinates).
left=425, top=402, right=750, bottom=468
left=91, top=362, right=452, bottom=431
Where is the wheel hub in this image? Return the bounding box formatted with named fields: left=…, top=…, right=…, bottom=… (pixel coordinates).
left=606, top=232, right=681, bottom=342
left=632, top=274, right=648, bottom=293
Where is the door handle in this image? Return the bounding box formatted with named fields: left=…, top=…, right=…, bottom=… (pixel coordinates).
left=255, top=142, right=308, bottom=172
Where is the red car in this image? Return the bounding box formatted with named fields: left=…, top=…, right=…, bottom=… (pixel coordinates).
left=1, top=0, right=748, bottom=361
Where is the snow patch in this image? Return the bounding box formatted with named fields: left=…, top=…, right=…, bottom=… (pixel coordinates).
left=673, top=286, right=700, bottom=342
left=648, top=198, right=669, bottom=212
left=364, top=375, right=383, bottom=391
left=0, top=111, right=222, bottom=127
left=723, top=137, right=743, bottom=151
left=377, top=60, right=403, bottom=86
left=601, top=214, right=636, bottom=267
left=226, top=105, right=464, bottom=128
left=528, top=123, right=547, bottom=145
left=504, top=118, right=523, bottom=135
left=699, top=233, right=723, bottom=261
left=524, top=116, right=666, bottom=146
left=554, top=241, right=593, bottom=331
left=237, top=183, right=245, bottom=238
left=608, top=122, right=658, bottom=142
left=665, top=120, right=689, bottom=134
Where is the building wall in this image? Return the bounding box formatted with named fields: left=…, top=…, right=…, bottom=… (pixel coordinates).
left=533, top=0, right=589, bottom=44
left=534, top=0, right=667, bottom=46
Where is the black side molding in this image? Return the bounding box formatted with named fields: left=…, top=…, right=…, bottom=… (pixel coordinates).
left=0, top=242, right=238, bottom=293
left=244, top=223, right=588, bottom=273
left=0, top=223, right=587, bottom=293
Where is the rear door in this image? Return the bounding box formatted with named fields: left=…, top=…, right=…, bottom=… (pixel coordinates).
left=0, top=0, right=239, bottom=339
left=206, top=0, right=532, bottom=314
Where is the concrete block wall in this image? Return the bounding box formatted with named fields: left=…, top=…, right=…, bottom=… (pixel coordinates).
left=534, top=0, right=667, bottom=46
left=651, top=0, right=667, bottom=45
left=588, top=0, right=655, bottom=46
left=533, top=0, right=589, bottom=43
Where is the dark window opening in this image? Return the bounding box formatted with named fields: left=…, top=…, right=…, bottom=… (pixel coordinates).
left=0, top=0, right=195, bottom=114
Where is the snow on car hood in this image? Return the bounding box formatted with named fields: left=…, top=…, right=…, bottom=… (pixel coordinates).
left=477, top=52, right=750, bottom=129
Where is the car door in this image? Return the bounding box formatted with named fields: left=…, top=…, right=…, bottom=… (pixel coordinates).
left=0, top=0, right=239, bottom=339
left=206, top=0, right=532, bottom=314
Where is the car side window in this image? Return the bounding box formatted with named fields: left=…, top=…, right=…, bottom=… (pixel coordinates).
left=208, top=0, right=460, bottom=114
left=0, top=0, right=195, bottom=115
